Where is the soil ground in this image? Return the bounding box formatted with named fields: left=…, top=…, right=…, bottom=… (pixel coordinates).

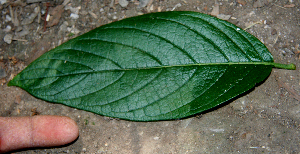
left=0, top=0, right=300, bottom=153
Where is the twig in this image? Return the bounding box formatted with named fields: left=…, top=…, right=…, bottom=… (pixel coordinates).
left=12, top=38, right=27, bottom=42
left=244, top=21, right=263, bottom=30
left=273, top=3, right=286, bottom=9
left=274, top=74, right=300, bottom=101
left=273, top=33, right=279, bottom=46
left=44, top=2, right=50, bottom=32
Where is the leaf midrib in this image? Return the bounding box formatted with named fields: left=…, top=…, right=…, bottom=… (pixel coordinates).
left=17, top=62, right=274, bottom=81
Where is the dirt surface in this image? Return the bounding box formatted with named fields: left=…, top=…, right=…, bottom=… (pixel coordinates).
left=1, top=0, right=300, bottom=153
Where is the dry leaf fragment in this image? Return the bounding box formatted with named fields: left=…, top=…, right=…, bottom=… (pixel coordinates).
left=210, top=4, right=219, bottom=16
left=46, top=5, right=64, bottom=27
left=0, top=78, right=6, bottom=85
left=89, top=11, right=97, bottom=19
left=237, top=0, right=247, bottom=5
left=284, top=4, right=295, bottom=8
left=31, top=108, right=40, bottom=116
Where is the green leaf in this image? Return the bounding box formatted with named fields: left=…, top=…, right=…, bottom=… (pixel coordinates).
left=8, top=11, right=295, bottom=121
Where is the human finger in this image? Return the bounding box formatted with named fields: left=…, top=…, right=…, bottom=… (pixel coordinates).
left=0, top=115, right=79, bottom=153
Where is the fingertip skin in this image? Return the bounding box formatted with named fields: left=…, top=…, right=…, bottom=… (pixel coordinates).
left=0, top=115, right=79, bottom=153
left=31, top=115, right=79, bottom=147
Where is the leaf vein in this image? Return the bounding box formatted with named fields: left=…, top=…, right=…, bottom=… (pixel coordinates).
left=181, top=13, right=261, bottom=61
left=88, top=69, right=163, bottom=107
left=101, top=27, right=198, bottom=63
left=192, top=66, right=253, bottom=111
left=57, top=71, right=126, bottom=100
left=153, top=16, right=231, bottom=62
left=36, top=74, right=89, bottom=97
left=34, top=58, right=95, bottom=71
left=77, top=38, right=163, bottom=66
left=106, top=67, right=198, bottom=114
left=61, top=47, right=124, bottom=69
left=27, top=77, right=60, bottom=90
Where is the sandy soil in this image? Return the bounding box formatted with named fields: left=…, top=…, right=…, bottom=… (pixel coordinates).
left=0, top=0, right=300, bottom=153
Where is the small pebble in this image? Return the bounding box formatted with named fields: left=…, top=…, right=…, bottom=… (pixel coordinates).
left=0, top=0, right=7, bottom=5
left=119, top=0, right=129, bottom=7
left=67, top=27, right=80, bottom=34
left=58, top=21, right=68, bottom=35
left=4, top=34, right=13, bottom=44
left=3, top=25, right=11, bottom=32
left=217, top=14, right=231, bottom=20
left=138, top=0, right=150, bottom=8
left=70, top=13, right=79, bottom=19
left=5, top=15, right=11, bottom=22
left=65, top=5, right=81, bottom=14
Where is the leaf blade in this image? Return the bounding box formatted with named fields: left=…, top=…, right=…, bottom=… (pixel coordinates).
left=8, top=11, right=293, bottom=121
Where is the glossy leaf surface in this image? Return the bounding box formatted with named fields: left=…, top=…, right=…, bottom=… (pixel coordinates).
left=8, top=11, right=295, bottom=121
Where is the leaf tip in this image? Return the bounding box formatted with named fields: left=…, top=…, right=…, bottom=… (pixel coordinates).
left=7, top=80, right=15, bottom=87
left=7, top=75, right=19, bottom=87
